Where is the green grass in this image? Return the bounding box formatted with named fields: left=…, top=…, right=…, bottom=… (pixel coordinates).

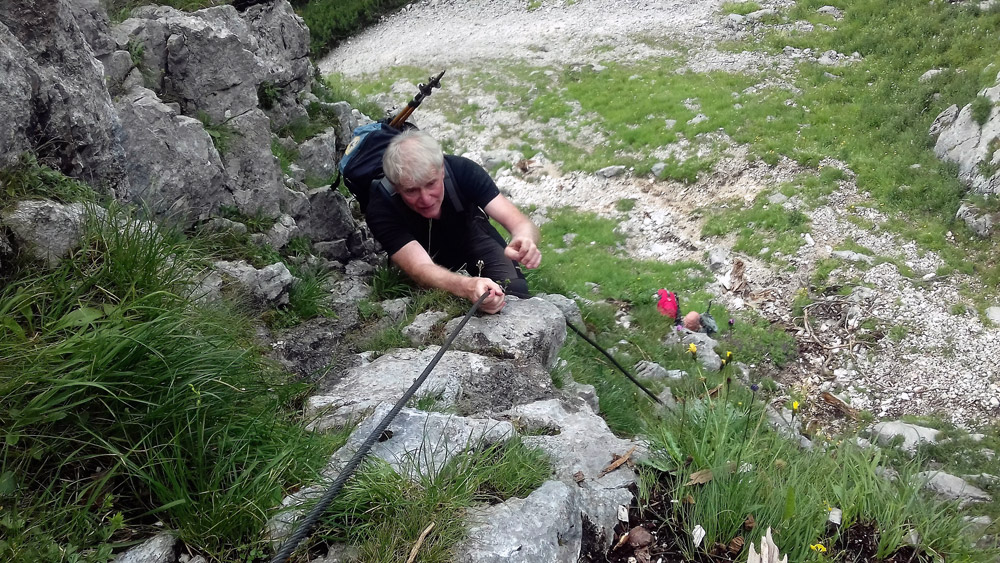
left=0, top=154, right=96, bottom=208
left=0, top=206, right=340, bottom=560
left=702, top=197, right=810, bottom=263
left=311, top=437, right=550, bottom=562
left=293, top=0, right=411, bottom=57
left=642, top=389, right=990, bottom=561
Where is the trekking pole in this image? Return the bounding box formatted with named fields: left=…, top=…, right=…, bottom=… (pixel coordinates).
left=565, top=320, right=664, bottom=406
left=388, top=70, right=445, bottom=129
left=270, top=291, right=488, bottom=563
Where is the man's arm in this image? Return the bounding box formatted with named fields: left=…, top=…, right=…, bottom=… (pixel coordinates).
left=391, top=241, right=508, bottom=313
left=482, top=194, right=542, bottom=269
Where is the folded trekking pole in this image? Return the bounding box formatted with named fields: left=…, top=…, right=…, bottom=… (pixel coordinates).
left=388, top=70, right=445, bottom=129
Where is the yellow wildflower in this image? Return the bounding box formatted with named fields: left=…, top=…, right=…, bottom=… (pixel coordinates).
left=792, top=400, right=800, bottom=412
left=688, top=343, right=697, bottom=355
left=810, top=543, right=827, bottom=553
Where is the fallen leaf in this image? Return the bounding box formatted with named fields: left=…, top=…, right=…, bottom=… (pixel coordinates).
left=627, top=526, right=654, bottom=548
left=600, top=445, right=638, bottom=477
left=573, top=471, right=585, bottom=484
left=728, top=535, right=745, bottom=554
left=744, top=513, right=756, bottom=530
left=684, top=494, right=695, bottom=505
left=685, top=468, right=714, bottom=486
left=634, top=546, right=652, bottom=563
left=706, top=383, right=724, bottom=398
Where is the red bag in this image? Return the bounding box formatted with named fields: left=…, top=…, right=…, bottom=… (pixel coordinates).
left=656, top=289, right=680, bottom=322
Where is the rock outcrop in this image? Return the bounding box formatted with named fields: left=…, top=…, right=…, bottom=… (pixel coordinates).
left=0, top=0, right=367, bottom=262
left=930, top=71, right=1000, bottom=195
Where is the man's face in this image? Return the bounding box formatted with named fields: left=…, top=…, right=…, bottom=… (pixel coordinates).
left=397, top=166, right=445, bottom=219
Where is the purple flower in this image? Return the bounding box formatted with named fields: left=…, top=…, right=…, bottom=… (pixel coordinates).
left=750, top=383, right=759, bottom=392
left=728, top=318, right=735, bottom=327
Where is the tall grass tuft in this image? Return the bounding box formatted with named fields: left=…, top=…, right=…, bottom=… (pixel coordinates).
left=0, top=206, right=335, bottom=560
left=314, top=437, right=549, bottom=562
left=643, top=387, right=987, bottom=561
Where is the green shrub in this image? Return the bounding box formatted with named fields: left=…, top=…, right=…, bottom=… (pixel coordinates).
left=0, top=206, right=336, bottom=559
left=971, top=95, right=994, bottom=127
left=0, top=154, right=95, bottom=207
left=294, top=0, right=411, bottom=57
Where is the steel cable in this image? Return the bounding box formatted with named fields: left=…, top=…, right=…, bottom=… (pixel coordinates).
left=270, top=291, right=489, bottom=563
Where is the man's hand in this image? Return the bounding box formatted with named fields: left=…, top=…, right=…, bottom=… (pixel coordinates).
left=467, top=277, right=506, bottom=314
left=505, top=236, right=541, bottom=269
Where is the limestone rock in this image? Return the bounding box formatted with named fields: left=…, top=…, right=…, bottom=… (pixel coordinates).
left=869, top=421, right=940, bottom=453
left=1, top=0, right=129, bottom=197
left=914, top=471, right=992, bottom=508
left=1, top=200, right=89, bottom=267
left=112, top=532, right=176, bottom=563
left=115, top=86, right=232, bottom=223
left=403, top=310, right=449, bottom=345
left=326, top=405, right=515, bottom=478
left=0, top=25, right=35, bottom=166
left=296, top=186, right=357, bottom=243
left=296, top=129, right=339, bottom=183
left=445, top=297, right=567, bottom=370
left=455, top=480, right=583, bottom=563
left=931, top=72, right=1000, bottom=194
left=956, top=201, right=996, bottom=238
left=305, top=347, right=555, bottom=430
left=214, top=260, right=297, bottom=306
left=505, top=398, right=643, bottom=548
left=222, top=108, right=284, bottom=218
left=536, top=292, right=584, bottom=327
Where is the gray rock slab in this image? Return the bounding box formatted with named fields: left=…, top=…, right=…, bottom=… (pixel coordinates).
left=113, top=532, right=176, bottom=563
left=446, top=296, right=567, bottom=370
left=305, top=347, right=555, bottom=430
left=379, top=297, right=410, bottom=323
left=634, top=360, right=669, bottom=380
left=987, top=306, right=1000, bottom=325
left=296, top=128, right=339, bottom=182
left=504, top=398, right=643, bottom=544
left=1, top=200, right=88, bottom=267
left=296, top=185, right=357, bottom=242
left=682, top=331, right=721, bottom=371
left=914, top=471, right=992, bottom=508
left=1, top=0, right=128, bottom=196
left=0, top=26, right=36, bottom=164
left=403, top=310, right=449, bottom=345
left=241, top=0, right=311, bottom=92
left=535, top=292, right=584, bottom=327
left=214, top=259, right=296, bottom=306
left=224, top=108, right=284, bottom=218
left=870, top=421, right=940, bottom=452
left=932, top=72, right=1000, bottom=194
left=327, top=404, right=515, bottom=479
left=455, top=480, right=582, bottom=563
left=116, top=86, right=231, bottom=224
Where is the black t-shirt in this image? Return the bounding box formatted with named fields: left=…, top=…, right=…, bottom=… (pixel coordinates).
left=365, top=155, right=501, bottom=265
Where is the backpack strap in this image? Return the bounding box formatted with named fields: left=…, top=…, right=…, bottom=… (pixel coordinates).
left=442, top=158, right=464, bottom=214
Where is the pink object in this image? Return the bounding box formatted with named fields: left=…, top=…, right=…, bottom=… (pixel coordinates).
left=656, top=289, right=679, bottom=320
left=682, top=311, right=701, bottom=332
